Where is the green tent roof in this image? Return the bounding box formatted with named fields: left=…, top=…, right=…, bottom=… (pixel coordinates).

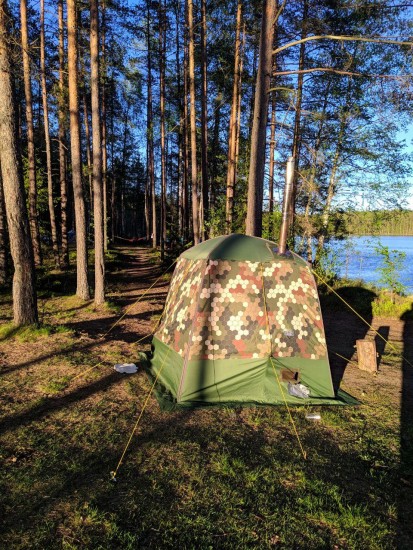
left=181, top=233, right=306, bottom=263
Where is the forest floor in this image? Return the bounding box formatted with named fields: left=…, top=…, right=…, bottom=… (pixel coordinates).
left=0, top=246, right=412, bottom=549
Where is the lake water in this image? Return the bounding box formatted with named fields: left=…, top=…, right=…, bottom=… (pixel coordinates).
left=322, top=235, right=413, bottom=294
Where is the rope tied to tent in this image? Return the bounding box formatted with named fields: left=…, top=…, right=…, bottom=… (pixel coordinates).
left=260, top=264, right=307, bottom=460
left=110, top=258, right=197, bottom=480
left=68, top=258, right=178, bottom=384
left=110, top=346, right=172, bottom=482
left=312, top=269, right=413, bottom=370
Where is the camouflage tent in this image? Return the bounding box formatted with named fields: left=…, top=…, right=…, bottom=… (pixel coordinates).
left=147, top=234, right=354, bottom=408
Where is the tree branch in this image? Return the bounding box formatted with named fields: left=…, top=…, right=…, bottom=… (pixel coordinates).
left=273, top=35, right=413, bottom=56
left=273, top=67, right=411, bottom=78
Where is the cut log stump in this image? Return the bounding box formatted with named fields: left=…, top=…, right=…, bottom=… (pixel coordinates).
left=356, top=339, right=377, bottom=373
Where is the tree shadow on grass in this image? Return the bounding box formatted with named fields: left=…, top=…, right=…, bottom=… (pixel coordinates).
left=399, top=304, right=413, bottom=546
left=0, top=371, right=125, bottom=436
left=321, top=286, right=377, bottom=391
left=1, top=392, right=408, bottom=548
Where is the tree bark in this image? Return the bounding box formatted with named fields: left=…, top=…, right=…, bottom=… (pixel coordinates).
left=90, top=0, right=105, bottom=305
left=20, top=0, right=42, bottom=265
left=200, top=0, right=208, bottom=239
left=188, top=0, right=199, bottom=244
left=82, top=89, right=93, bottom=207
left=268, top=93, right=276, bottom=233
left=67, top=0, right=90, bottom=300
left=245, top=0, right=275, bottom=236
left=0, top=0, right=38, bottom=324
left=58, top=0, right=69, bottom=268
left=288, top=0, right=308, bottom=237
left=159, top=0, right=167, bottom=259
left=210, top=92, right=222, bottom=217
left=182, top=5, right=190, bottom=241
left=225, top=0, right=242, bottom=234
left=146, top=2, right=156, bottom=249
left=174, top=1, right=184, bottom=239
left=0, top=167, right=7, bottom=286
left=40, top=0, right=60, bottom=268
left=101, top=0, right=108, bottom=251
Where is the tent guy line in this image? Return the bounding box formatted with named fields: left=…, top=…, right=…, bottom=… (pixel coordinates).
left=312, top=269, right=413, bottom=371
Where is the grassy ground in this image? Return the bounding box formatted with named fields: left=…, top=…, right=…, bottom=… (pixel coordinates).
left=0, top=247, right=412, bottom=549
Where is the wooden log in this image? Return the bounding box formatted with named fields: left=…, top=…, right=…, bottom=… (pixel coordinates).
left=356, top=339, right=377, bottom=373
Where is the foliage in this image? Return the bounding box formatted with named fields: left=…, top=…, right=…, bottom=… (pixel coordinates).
left=313, top=244, right=342, bottom=286
left=372, top=291, right=413, bottom=318
left=374, top=243, right=407, bottom=300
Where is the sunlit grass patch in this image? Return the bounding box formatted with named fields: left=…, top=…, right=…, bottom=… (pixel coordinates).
left=372, top=291, right=413, bottom=318
left=0, top=323, right=73, bottom=342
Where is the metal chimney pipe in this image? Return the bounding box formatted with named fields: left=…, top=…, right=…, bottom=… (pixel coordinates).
left=278, top=156, right=295, bottom=255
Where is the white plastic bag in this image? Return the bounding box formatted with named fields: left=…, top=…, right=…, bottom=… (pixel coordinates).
left=287, top=382, right=310, bottom=399
left=114, top=363, right=138, bottom=374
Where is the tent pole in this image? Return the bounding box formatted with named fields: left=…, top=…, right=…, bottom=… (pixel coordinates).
left=278, top=156, right=295, bottom=254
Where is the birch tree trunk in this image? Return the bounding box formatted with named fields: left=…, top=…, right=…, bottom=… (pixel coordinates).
left=90, top=0, right=105, bottom=305
left=67, top=0, right=90, bottom=300
left=188, top=0, right=199, bottom=244
left=20, top=0, right=42, bottom=265
left=245, top=0, right=275, bottom=236
left=58, top=0, right=69, bottom=268
left=40, top=0, right=60, bottom=268
left=0, top=0, right=38, bottom=324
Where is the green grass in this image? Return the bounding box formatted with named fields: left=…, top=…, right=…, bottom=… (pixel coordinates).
left=0, top=246, right=412, bottom=549
left=0, top=323, right=72, bottom=343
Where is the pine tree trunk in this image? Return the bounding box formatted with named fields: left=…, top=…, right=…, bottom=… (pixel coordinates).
left=159, top=1, right=167, bottom=259
left=110, top=77, right=116, bottom=242
left=200, top=0, right=208, bottom=239
left=58, top=0, right=69, bottom=268
left=67, top=0, right=90, bottom=300
left=40, top=0, right=60, bottom=268
left=245, top=0, right=275, bottom=236
left=101, top=0, right=108, bottom=251
left=225, top=0, right=242, bottom=234
left=20, top=0, right=42, bottom=265
left=0, top=168, right=7, bottom=286
left=175, top=3, right=184, bottom=238
left=0, top=0, right=38, bottom=324
left=90, top=0, right=105, bottom=305
left=289, top=0, right=308, bottom=234
left=268, top=93, right=276, bottom=236
left=83, top=90, right=93, bottom=208
left=188, top=0, right=199, bottom=244
left=182, top=10, right=190, bottom=241
left=210, top=92, right=222, bottom=217
left=147, top=1, right=156, bottom=248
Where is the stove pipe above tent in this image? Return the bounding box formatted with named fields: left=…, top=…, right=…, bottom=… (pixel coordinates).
left=278, top=156, right=295, bottom=255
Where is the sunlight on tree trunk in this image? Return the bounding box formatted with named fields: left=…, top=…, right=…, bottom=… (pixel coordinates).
left=246, top=0, right=275, bottom=237
left=67, top=0, right=90, bottom=300
left=91, top=0, right=105, bottom=305
left=0, top=0, right=38, bottom=324
left=20, top=0, right=42, bottom=266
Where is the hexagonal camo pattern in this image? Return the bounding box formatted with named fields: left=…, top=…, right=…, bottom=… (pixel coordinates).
left=155, top=257, right=326, bottom=361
